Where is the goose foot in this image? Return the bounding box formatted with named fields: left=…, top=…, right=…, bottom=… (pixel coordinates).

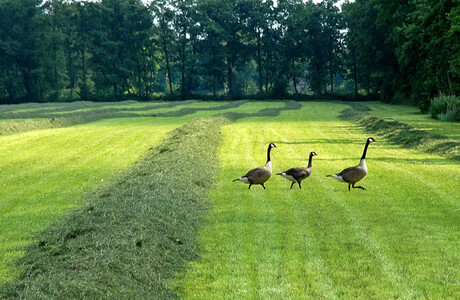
left=352, top=184, right=366, bottom=190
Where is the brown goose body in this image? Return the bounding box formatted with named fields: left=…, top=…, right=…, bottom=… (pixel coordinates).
left=327, top=137, right=376, bottom=191
left=233, top=143, right=276, bottom=189
left=277, top=152, right=317, bottom=189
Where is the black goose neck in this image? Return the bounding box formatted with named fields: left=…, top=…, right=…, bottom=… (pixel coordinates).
left=308, top=153, right=314, bottom=168
left=266, top=145, right=272, bottom=163
left=361, top=139, right=370, bottom=160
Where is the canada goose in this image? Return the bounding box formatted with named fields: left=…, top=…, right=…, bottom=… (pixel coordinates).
left=233, top=143, right=276, bottom=189
left=326, top=137, right=376, bottom=191
left=277, top=151, right=317, bottom=189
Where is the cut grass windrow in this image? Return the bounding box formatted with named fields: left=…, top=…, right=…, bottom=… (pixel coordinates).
left=0, top=117, right=228, bottom=299
left=0, top=101, right=304, bottom=297
left=0, top=101, right=193, bottom=136
left=340, top=105, right=460, bottom=160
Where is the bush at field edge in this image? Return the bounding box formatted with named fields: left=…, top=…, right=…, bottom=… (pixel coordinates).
left=430, top=93, right=459, bottom=122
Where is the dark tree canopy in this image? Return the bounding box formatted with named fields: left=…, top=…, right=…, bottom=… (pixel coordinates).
left=0, top=0, right=458, bottom=107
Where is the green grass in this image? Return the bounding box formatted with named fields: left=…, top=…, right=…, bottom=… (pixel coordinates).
left=0, top=100, right=459, bottom=299
left=0, top=117, right=182, bottom=284
left=363, top=101, right=460, bottom=140
left=178, top=102, right=460, bottom=299
left=0, top=117, right=227, bottom=298
left=341, top=104, right=460, bottom=160
left=0, top=100, right=291, bottom=287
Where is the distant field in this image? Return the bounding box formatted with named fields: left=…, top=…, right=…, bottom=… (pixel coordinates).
left=0, top=100, right=458, bottom=298
left=363, top=101, right=460, bottom=139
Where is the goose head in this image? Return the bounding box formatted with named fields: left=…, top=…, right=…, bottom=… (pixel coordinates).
left=367, top=137, right=377, bottom=143
left=310, top=151, right=318, bottom=156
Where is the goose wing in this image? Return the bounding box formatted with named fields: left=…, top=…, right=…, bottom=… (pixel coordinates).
left=284, top=167, right=310, bottom=180
left=245, top=167, right=271, bottom=184
left=337, top=166, right=366, bottom=183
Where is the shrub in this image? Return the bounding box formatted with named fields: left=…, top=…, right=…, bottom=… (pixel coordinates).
left=430, top=93, right=460, bottom=122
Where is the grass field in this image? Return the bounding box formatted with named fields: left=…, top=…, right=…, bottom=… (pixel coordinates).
left=0, top=100, right=459, bottom=298
left=177, top=102, right=459, bottom=298
left=363, top=101, right=460, bottom=140
left=0, top=100, right=285, bottom=286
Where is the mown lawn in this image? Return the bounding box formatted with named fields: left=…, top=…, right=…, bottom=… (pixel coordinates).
left=0, top=100, right=286, bottom=286
left=178, top=102, right=460, bottom=299
left=0, top=117, right=182, bottom=284
left=0, top=100, right=458, bottom=298
left=363, top=101, right=460, bottom=140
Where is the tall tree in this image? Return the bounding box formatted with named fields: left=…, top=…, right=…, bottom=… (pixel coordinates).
left=151, top=0, right=176, bottom=95
left=0, top=0, right=48, bottom=102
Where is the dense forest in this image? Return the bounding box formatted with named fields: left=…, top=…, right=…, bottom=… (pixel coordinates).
left=0, top=0, right=459, bottom=110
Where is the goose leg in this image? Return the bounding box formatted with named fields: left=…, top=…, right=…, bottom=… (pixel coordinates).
left=262, top=183, right=266, bottom=189
left=352, top=183, right=366, bottom=190
left=298, top=181, right=302, bottom=189
left=248, top=184, right=252, bottom=189
left=290, top=182, right=295, bottom=189
left=348, top=184, right=351, bottom=191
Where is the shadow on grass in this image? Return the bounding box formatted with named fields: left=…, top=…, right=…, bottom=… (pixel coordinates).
left=340, top=106, right=460, bottom=160
left=321, top=157, right=456, bottom=166
left=272, top=138, right=364, bottom=145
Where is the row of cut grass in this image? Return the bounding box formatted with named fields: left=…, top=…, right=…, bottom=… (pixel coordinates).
left=0, top=100, right=297, bottom=286
left=178, top=102, right=459, bottom=299
left=363, top=101, right=460, bottom=140
left=0, top=117, right=228, bottom=298
left=0, top=117, right=182, bottom=284
left=341, top=105, right=460, bottom=160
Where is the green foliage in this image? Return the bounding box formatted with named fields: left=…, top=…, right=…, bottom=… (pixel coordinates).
left=430, top=93, right=460, bottom=121
left=0, top=0, right=459, bottom=106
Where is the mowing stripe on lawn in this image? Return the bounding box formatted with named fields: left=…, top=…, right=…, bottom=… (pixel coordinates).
left=0, top=101, right=304, bottom=296
left=0, top=117, right=228, bottom=298
left=341, top=105, right=460, bottom=160
left=177, top=101, right=459, bottom=299
left=0, top=117, right=184, bottom=285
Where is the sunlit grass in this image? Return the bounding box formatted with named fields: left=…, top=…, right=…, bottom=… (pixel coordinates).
left=178, top=102, right=460, bottom=299
left=0, top=117, right=181, bottom=284
left=363, top=101, right=460, bottom=140
left=1, top=100, right=458, bottom=298
left=0, top=100, right=289, bottom=285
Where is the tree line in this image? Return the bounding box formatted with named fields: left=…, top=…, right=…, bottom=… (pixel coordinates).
left=0, top=0, right=458, bottom=110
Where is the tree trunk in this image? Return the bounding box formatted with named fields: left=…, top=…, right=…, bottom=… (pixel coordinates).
left=447, top=70, right=452, bottom=92
left=164, top=42, right=173, bottom=95
left=81, top=49, right=88, bottom=100
left=227, top=62, right=233, bottom=97
left=330, top=70, right=334, bottom=95
left=181, top=39, right=186, bottom=98
left=293, top=60, right=299, bottom=94
left=256, top=30, right=263, bottom=94
left=353, top=59, right=358, bottom=97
